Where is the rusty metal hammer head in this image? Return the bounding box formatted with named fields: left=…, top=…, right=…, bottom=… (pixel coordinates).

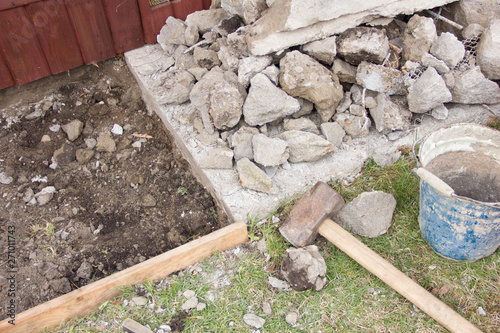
left=279, top=181, right=344, bottom=247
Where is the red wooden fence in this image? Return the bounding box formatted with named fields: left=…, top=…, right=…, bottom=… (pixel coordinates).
left=0, top=0, right=210, bottom=89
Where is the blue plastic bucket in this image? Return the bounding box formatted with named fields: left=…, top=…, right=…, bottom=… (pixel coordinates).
left=417, top=124, right=500, bottom=261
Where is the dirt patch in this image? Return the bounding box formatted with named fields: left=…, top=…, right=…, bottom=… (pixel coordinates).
left=0, top=58, right=230, bottom=320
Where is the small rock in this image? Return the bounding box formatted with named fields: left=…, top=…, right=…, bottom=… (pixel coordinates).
left=262, top=302, right=272, bottom=316
left=131, top=296, right=148, bottom=306
left=256, top=238, right=267, bottom=253
left=333, top=113, right=371, bottom=138
left=320, top=122, right=345, bottom=148
left=23, top=188, right=35, bottom=203
left=268, top=276, right=292, bottom=291
left=85, top=138, right=97, bottom=149
left=196, top=303, right=206, bottom=311
left=193, top=47, right=221, bottom=70
left=75, top=261, right=93, bottom=281
left=252, top=134, right=289, bottom=167
left=281, top=245, right=327, bottom=291
left=159, top=324, right=172, bottom=332
left=34, top=186, right=57, bottom=206
left=181, top=296, right=198, bottom=311
left=49, top=124, right=61, bottom=132
left=0, top=172, right=14, bottom=185
left=62, top=119, right=84, bottom=141
left=283, top=118, right=319, bottom=134
left=302, top=36, right=337, bottom=65
left=407, top=67, right=452, bottom=114
left=236, top=158, right=274, bottom=194
left=96, top=133, right=116, bottom=153
left=199, top=147, right=234, bottom=169
left=337, top=26, right=389, bottom=65
left=478, top=307, right=487, bottom=316
left=41, top=134, right=51, bottom=143
left=53, top=143, right=76, bottom=165
left=140, top=194, right=156, bottom=207
left=111, top=124, right=123, bottom=135
left=243, top=313, right=265, bottom=329
left=285, top=312, right=298, bottom=326
left=430, top=32, right=465, bottom=69
left=76, top=149, right=95, bottom=164
left=183, top=290, right=196, bottom=299
left=50, top=278, right=71, bottom=294
left=278, top=130, right=334, bottom=163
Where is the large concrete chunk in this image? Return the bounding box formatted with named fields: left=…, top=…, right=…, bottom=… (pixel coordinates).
left=476, top=19, right=500, bottom=80
left=156, top=68, right=196, bottom=105
left=237, top=158, right=274, bottom=193
left=301, top=36, right=337, bottom=65
left=185, top=8, right=232, bottom=34
left=450, top=66, right=500, bottom=104
left=281, top=246, right=327, bottom=291
left=279, top=51, right=343, bottom=110
left=157, top=17, right=187, bottom=46
left=356, top=62, right=406, bottom=95
left=246, top=0, right=457, bottom=55
left=407, top=67, right=452, bottom=114
left=221, top=0, right=268, bottom=25
left=447, top=0, right=500, bottom=30
left=402, top=15, right=437, bottom=62
left=337, top=27, right=389, bottom=65
left=278, top=130, right=334, bottom=163
left=370, top=94, right=411, bottom=133
left=243, top=73, right=300, bottom=126
left=231, top=126, right=260, bottom=161
left=252, top=134, right=289, bottom=166
left=430, top=33, right=465, bottom=69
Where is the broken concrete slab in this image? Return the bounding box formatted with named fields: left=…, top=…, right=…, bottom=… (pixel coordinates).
left=430, top=32, right=466, bottom=69
left=407, top=67, right=452, bottom=114
left=356, top=62, right=406, bottom=96
left=237, top=158, right=274, bottom=193
left=281, top=245, right=327, bottom=291
left=450, top=66, right=500, bottom=104
left=252, top=134, right=289, bottom=167
left=279, top=130, right=334, bottom=163
left=476, top=19, right=500, bottom=80
left=301, top=36, right=337, bottom=65
left=337, top=26, right=389, bottom=65
left=402, top=15, right=437, bottom=62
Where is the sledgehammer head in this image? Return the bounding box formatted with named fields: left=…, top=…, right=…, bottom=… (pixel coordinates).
left=279, top=181, right=344, bottom=247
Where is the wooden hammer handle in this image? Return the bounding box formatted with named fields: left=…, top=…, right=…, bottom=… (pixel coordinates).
left=318, top=219, right=482, bottom=333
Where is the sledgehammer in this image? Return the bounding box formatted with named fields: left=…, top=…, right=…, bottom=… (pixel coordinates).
left=279, top=181, right=482, bottom=333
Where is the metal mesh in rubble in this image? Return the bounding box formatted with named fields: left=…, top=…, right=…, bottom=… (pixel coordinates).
left=454, top=34, right=482, bottom=71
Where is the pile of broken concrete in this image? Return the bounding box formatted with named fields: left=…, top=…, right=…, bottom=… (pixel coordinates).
left=136, top=0, right=500, bottom=194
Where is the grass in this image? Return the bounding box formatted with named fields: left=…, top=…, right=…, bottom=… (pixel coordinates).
left=47, top=154, right=499, bottom=332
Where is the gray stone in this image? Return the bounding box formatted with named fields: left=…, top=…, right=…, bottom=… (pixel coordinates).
left=190, top=67, right=246, bottom=130
left=196, top=303, right=206, bottom=311
left=96, top=133, right=116, bottom=152
left=462, top=23, right=485, bottom=40
left=421, top=53, right=450, bottom=74
left=50, top=278, right=71, bottom=294
left=243, top=313, right=266, bottom=329
left=196, top=130, right=219, bottom=146
left=62, top=120, right=83, bottom=141
left=157, top=17, right=187, bottom=46
left=293, top=98, right=314, bottom=118
left=349, top=104, right=366, bottom=117
left=252, top=134, right=289, bottom=167
left=53, top=143, right=76, bottom=165
left=238, top=55, right=273, bottom=88
left=333, top=113, right=371, bottom=138
left=174, top=49, right=197, bottom=70
left=337, top=26, right=389, bottom=65
left=431, top=104, right=449, bottom=120
left=262, top=302, right=272, bottom=315
left=268, top=276, right=292, bottom=291
left=278, top=130, right=334, bottom=163
left=430, top=33, right=465, bottom=69
left=221, top=0, right=267, bottom=24
left=236, top=158, right=274, bottom=193
left=281, top=245, right=327, bottom=291
left=184, top=25, right=200, bottom=46
left=370, top=93, right=411, bottom=133
left=184, top=290, right=196, bottom=299
left=450, top=66, right=500, bottom=104
left=447, top=0, right=500, bottom=31
left=75, top=149, right=95, bottom=164
left=285, top=312, right=298, bottom=326
left=243, top=73, right=300, bottom=126
left=372, top=151, right=402, bottom=167
left=320, top=122, right=345, bottom=147
left=181, top=296, right=199, bottom=311
left=356, top=61, right=406, bottom=95
left=158, top=68, right=196, bottom=105
left=332, top=58, right=357, bottom=84
left=231, top=126, right=259, bottom=160
left=407, top=67, right=452, bottom=113
left=256, top=238, right=267, bottom=253
left=187, top=67, right=208, bottom=81
left=140, top=194, right=157, bottom=207
left=261, top=65, right=280, bottom=85
left=200, top=147, right=234, bottom=169
left=283, top=118, right=319, bottom=134
left=35, top=186, right=56, bottom=206
left=185, top=8, right=232, bottom=34
left=216, top=38, right=240, bottom=72
left=75, top=261, right=93, bottom=280
left=193, top=47, right=221, bottom=70
left=23, top=187, right=34, bottom=203
left=302, top=36, right=337, bottom=65
left=402, top=15, right=437, bottom=62
left=214, top=15, right=243, bottom=37
left=0, top=171, right=13, bottom=185
left=476, top=19, right=500, bottom=80
left=316, top=106, right=336, bottom=123
left=336, top=91, right=352, bottom=113
left=279, top=51, right=343, bottom=110
left=337, top=191, right=396, bottom=237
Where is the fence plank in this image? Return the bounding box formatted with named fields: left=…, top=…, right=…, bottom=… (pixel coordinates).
left=0, top=52, right=14, bottom=89
left=0, top=7, right=51, bottom=85
left=65, top=0, right=115, bottom=64
left=202, top=0, right=211, bottom=10
left=25, top=0, right=84, bottom=74
left=103, top=0, right=144, bottom=53
left=151, top=1, right=174, bottom=40
left=0, top=0, right=42, bottom=11
left=172, top=0, right=202, bottom=21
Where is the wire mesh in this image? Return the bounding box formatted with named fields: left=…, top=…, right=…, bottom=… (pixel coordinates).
left=454, top=34, right=481, bottom=71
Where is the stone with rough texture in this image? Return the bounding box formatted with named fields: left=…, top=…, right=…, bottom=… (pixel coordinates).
left=316, top=106, right=336, bottom=123
left=268, top=276, right=292, bottom=291
left=53, top=143, right=76, bottom=164
left=421, top=53, right=450, bottom=74
left=402, top=15, right=437, bottom=62
left=193, top=47, right=221, bottom=69
left=281, top=245, right=327, bottom=291
left=221, top=0, right=267, bottom=24
left=186, top=8, right=232, bottom=34
left=261, top=65, right=280, bottom=85
left=283, top=118, right=319, bottom=134
left=279, top=51, right=343, bottom=110
left=333, top=113, right=371, bottom=138
left=181, top=296, right=199, bottom=311
left=320, top=122, right=345, bottom=147
left=476, top=19, right=500, bottom=80
left=407, top=67, right=452, bottom=114
left=462, top=23, right=485, bottom=40
left=96, top=133, right=116, bottom=153
left=302, top=36, right=337, bottom=65
left=337, top=191, right=396, bottom=237
left=215, top=15, right=244, bottom=36
left=190, top=67, right=246, bottom=130
left=200, top=147, right=234, bottom=169
left=0, top=172, right=13, bottom=185
left=243, top=73, right=300, bottom=126
left=217, top=38, right=241, bottom=72
left=356, top=62, right=406, bottom=95
left=238, top=56, right=273, bottom=88
left=157, top=17, right=186, bottom=46
left=336, top=91, right=352, bottom=113
left=62, top=120, right=83, bottom=141
left=35, top=186, right=56, bottom=206
left=278, top=130, right=334, bottom=163
left=430, top=33, right=465, bottom=69
left=451, top=66, right=500, bottom=104
left=448, top=0, right=500, bottom=30
left=237, top=158, right=274, bottom=193
left=243, top=313, right=266, bottom=329
left=370, top=94, right=411, bottom=133
left=431, top=104, right=449, bottom=120
left=157, top=68, right=196, bottom=105
left=231, top=126, right=259, bottom=160
left=184, top=25, right=200, bottom=46
left=293, top=98, right=314, bottom=118
left=332, top=58, right=357, bottom=84
left=76, top=149, right=95, bottom=164
left=252, top=134, right=289, bottom=166
left=337, top=27, right=389, bottom=65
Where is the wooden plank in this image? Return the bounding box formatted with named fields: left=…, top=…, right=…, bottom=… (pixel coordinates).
left=171, top=0, right=203, bottom=21
left=0, top=7, right=51, bottom=86
left=137, top=0, right=156, bottom=44
left=0, top=0, right=42, bottom=11
left=202, top=0, right=211, bottom=10
left=149, top=1, right=174, bottom=43
left=0, top=52, right=14, bottom=90
left=65, top=0, right=115, bottom=64
left=0, top=221, right=248, bottom=333
left=103, top=0, right=145, bottom=53
left=25, top=0, right=84, bottom=74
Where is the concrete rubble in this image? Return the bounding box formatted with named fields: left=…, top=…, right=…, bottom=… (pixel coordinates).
left=125, top=0, right=499, bottom=221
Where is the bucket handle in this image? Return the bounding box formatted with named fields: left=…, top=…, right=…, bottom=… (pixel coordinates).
left=414, top=168, right=455, bottom=197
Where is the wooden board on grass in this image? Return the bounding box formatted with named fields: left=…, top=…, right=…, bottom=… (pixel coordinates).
left=0, top=221, right=248, bottom=333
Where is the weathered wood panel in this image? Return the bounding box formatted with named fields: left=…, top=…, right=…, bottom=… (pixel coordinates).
left=202, top=0, right=211, bottom=9
left=103, top=0, right=145, bottom=53
left=65, top=0, right=115, bottom=64
left=0, top=0, right=41, bottom=11
left=25, top=0, right=84, bottom=74
left=0, top=52, right=14, bottom=89
left=172, top=0, right=202, bottom=21
left=151, top=1, right=174, bottom=40
left=0, top=7, right=51, bottom=85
